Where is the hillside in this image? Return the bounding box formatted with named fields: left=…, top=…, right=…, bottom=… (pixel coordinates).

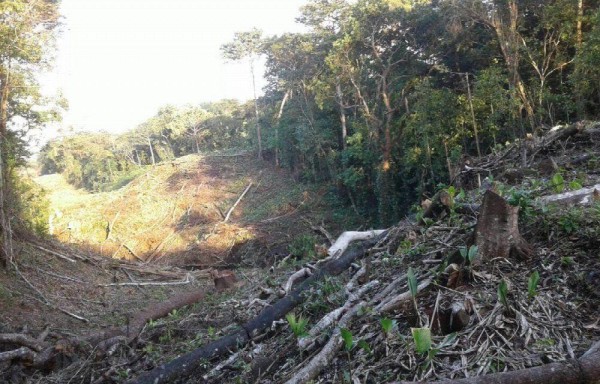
left=0, top=123, right=598, bottom=384
left=34, top=152, right=358, bottom=269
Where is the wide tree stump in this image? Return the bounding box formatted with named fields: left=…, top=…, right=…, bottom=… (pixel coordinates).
left=473, top=190, right=532, bottom=261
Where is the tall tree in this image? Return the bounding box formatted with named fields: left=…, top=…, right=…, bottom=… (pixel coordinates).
left=221, top=28, right=265, bottom=159
left=0, top=0, right=60, bottom=267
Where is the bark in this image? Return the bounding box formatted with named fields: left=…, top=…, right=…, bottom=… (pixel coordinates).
left=473, top=190, right=532, bottom=262
left=397, top=340, right=600, bottom=384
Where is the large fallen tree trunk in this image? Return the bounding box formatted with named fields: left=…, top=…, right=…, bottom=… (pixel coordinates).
left=397, top=340, right=600, bottom=384
left=129, top=231, right=387, bottom=384
left=538, top=183, right=600, bottom=206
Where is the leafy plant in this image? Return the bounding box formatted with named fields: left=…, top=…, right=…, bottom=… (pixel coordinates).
left=289, top=234, right=317, bottom=259
left=380, top=317, right=397, bottom=335
left=340, top=328, right=354, bottom=351
left=527, top=271, right=540, bottom=299
left=407, top=267, right=418, bottom=298
left=459, top=245, right=478, bottom=264
left=498, top=280, right=509, bottom=309
left=411, top=327, right=432, bottom=354
left=550, top=173, right=565, bottom=193
left=286, top=313, right=308, bottom=338
left=561, top=256, right=575, bottom=266
left=407, top=267, right=422, bottom=326
left=569, top=180, right=583, bottom=190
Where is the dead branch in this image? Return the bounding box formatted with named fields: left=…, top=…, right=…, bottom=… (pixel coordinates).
left=0, top=347, right=35, bottom=363
left=0, top=333, right=46, bottom=352
left=283, top=267, right=312, bottom=293
left=30, top=244, right=77, bottom=263
left=376, top=278, right=432, bottom=313
left=298, top=280, right=378, bottom=350
left=224, top=182, right=253, bottom=222
left=285, top=302, right=366, bottom=384
left=328, top=230, right=386, bottom=258
left=99, top=274, right=192, bottom=287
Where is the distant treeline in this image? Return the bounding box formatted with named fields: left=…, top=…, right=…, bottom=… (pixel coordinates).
left=40, top=0, right=600, bottom=226
left=38, top=100, right=254, bottom=191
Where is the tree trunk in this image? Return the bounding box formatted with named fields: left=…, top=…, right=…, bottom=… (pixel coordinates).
left=147, top=137, right=156, bottom=166
left=490, top=0, right=536, bottom=129
left=472, top=190, right=532, bottom=262
left=250, top=59, right=262, bottom=160
left=464, top=73, right=481, bottom=157
left=335, top=82, right=347, bottom=150
left=0, top=70, right=12, bottom=267
left=275, top=90, right=290, bottom=166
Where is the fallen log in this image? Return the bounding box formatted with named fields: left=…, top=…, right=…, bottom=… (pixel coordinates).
left=538, top=183, right=600, bottom=206
left=129, top=231, right=387, bottom=384
left=327, top=230, right=386, bottom=258
left=396, top=340, right=600, bottom=384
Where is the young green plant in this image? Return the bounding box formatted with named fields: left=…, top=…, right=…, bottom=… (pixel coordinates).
left=527, top=270, right=540, bottom=299
left=286, top=313, right=308, bottom=339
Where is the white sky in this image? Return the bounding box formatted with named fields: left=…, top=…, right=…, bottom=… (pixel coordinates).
left=42, top=0, right=307, bottom=136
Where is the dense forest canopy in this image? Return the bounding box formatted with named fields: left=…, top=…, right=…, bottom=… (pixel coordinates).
left=34, top=0, right=600, bottom=230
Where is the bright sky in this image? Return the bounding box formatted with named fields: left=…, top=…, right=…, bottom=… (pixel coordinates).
left=42, top=0, right=307, bottom=136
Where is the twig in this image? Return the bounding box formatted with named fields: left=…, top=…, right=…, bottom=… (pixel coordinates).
left=224, top=182, right=253, bottom=222
left=99, top=275, right=191, bottom=287
left=30, top=244, right=78, bottom=263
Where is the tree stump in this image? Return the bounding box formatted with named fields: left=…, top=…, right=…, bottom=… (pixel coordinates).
left=473, top=190, right=532, bottom=261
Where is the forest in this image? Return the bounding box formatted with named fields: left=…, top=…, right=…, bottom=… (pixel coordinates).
left=1, top=0, right=600, bottom=383
left=33, top=0, right=600, bottom=226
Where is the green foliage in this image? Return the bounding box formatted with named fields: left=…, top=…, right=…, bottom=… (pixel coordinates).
left=407, top=267, right=418, bottom=299
left=286, top=313, right=308, bottom=338
left=288, top=234, right=317, bottom=259
left=528, top=271, right=540, bottom=299
left=411, top=327, right=432, bottom=354
left=380, top=317, right=396, bottom=334
left=340, top=328, right=354, bottom=351
left=498, top=280, right=509, bottom=309
left=459, top=245, right=478, bottom=265
left=550, top=173, right=565, bottom=193
left=12, top=174, right=50, bottom=236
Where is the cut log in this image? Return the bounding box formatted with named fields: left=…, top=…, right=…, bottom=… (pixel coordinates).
left=473, top=190, right=532, bottom=261
left=211, top=269, right=238, bottom=291
left=396, top=340, right=600, bottom=384
left=421, top=190, right=454, bottom=223
left=538, top=183, right=600, bottom=206
left=327, top=230, right=386, bottom=258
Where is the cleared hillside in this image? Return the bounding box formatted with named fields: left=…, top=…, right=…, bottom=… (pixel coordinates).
left=34, top=152, right=354, bottom=268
